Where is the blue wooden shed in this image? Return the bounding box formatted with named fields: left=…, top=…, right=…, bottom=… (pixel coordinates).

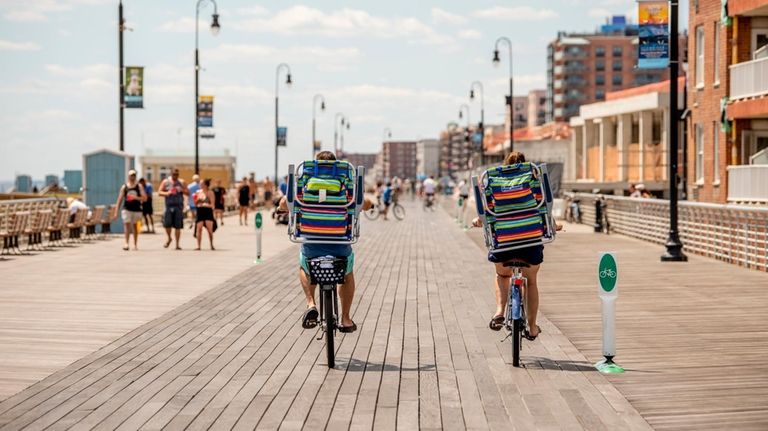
left=83, top=149, right=135, bottom=233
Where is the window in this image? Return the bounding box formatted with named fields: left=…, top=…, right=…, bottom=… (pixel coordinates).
left=595, top=46, right=606, bottom=57
left=713, top=122, right=720, bottom=183
left=596, top=89, right=605, bottom=100
left=596, top=59, right=605, bottom=71
left=612, top=75, right=623, bottom=86
left=695, top=124, right=704, bottom=182
left=695, top=25, right=705, bottom=87
left=713, top=23, right=720, bottom=86
left=596, top=74, right=605, bottom=85
left=612, top=46, right=623, bottom=56
left=613, top=59, right=623, bottom=71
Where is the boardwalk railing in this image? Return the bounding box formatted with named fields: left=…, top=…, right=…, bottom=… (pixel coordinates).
left=730, top=56, right=768, bottom=100
left=574, top=193, right=768, bottom=272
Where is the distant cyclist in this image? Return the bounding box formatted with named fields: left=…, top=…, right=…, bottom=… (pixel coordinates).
left=422, top=175, right=436, bottom=205
left=278, top=151, right=373, bottom=333
left=382, top=181, right=393, bottom=221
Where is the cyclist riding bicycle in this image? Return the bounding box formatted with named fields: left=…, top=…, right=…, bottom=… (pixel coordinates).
left=423, top=175, right=436, bottom=204
left=278, top=151, right=373, bottom=333
left=472, top=151, right=562, bottom=341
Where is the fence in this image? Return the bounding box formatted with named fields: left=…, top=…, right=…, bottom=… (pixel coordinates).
left=574, top=193, right=768, bottom=272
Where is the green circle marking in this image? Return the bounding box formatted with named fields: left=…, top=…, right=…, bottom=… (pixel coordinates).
left=255, top=212, right=263, bottom=229
left=599, top=253, right=617, bottom=293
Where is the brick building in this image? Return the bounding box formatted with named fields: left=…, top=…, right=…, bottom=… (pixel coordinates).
left=689, top=0, right=768, bottom=203
left=382, top=141, right=417, bottom=180
left=546, top=16, right=674, bottom=123
left=512, top=96, right=529, bottom=129
left=527, top=90, right=547, bottom=129
left=342, top=152, right=377, bottom=174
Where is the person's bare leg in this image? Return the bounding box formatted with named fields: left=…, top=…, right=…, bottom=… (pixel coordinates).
left=338, top=273, right=356, bottom=327
left=522, top=264, right=541, bottom=336
left=149, top=215, right=155, bottom=232
left=299, top=269, right=316, bottom=308
left=164, top=225, right=172, bottom=247
left=174, top=228, right=181, bottom=249
left=132, top=223, right=138, bottom=249
left=123, top=223, right=130, bottom=249
left=195, top=222, right=202, bottom=249
left=206, top=221, right=214, bottom=249
left=494, top=263, right=512, bottom=317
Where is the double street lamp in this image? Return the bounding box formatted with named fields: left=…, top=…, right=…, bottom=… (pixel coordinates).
left=334, top=113, right=349, bottom=156
left=493, top=36, right=514, bottom=153
left=274, top=63, right=292, bottom=186
left=469, top=81, right=485, bottom=165
left=383, top=127, right=392, bottom=143
left=194, top=0, right=220, bottom=175
left=459, top=104, right=471, bottom=169
left=312, top=94, right=326, bottom=158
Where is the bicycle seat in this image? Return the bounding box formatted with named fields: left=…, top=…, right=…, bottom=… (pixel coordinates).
left=503, top=260, right=530, bottom=268
left=307, top=256, right=348, bottom=285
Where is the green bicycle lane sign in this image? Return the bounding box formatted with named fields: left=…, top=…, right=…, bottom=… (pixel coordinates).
left=598, top=253, right=617, bottom=294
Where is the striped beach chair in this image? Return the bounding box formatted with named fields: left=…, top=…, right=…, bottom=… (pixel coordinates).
left=472, top=162, right=557, bottom=253
left=286, top=160, right=366, bottom=245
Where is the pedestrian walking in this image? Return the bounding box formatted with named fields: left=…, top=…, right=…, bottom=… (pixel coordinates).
left=237, top=176, right=250, bottom=225
left=263, top=177, right=274, bottom=207
left=139, top=177, right=155, bottom=233
left=187, top=174, right=200, bottom=228
left=114, top=169, right=146, bottom=250
left=194, top=178, right=216, bottom=250
left=248, top=173, right=258, bottom=208
left=212, top=179, right=227, bottom=226
left=158, top=168, right=188, bottom=250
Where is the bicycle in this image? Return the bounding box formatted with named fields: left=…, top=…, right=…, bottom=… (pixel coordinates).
left=306, top=256, right=347, bottom=368
left=422, top=194, right=436, bottom=211
left=364, top=198, right=405, bottom=221
left=503, top=260, right=530, bottom=368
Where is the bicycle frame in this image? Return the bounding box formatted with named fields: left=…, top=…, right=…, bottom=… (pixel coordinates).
left=286, top=162, right=366, bottom=245
left=505, top=268, right=527, bottom=328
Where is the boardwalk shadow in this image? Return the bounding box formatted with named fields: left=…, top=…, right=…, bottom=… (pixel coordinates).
left=336, top=357, right=436, bottom=373
left=525, top=357, right=598, bottom=372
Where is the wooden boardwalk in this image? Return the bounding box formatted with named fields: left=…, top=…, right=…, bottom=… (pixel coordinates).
left=0, top=201, right=651, bottom=430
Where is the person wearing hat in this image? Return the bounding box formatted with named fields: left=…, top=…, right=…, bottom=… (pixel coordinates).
left=114, top=169, right=147, bottom=250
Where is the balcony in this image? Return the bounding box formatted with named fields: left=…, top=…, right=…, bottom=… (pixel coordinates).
left=554, top=51, right=564, bottom=61
left=730, top=56, right=768, bottom=100
left=554, top=65, right=564, bottom=76
left=727, top=164, right=768, bottom=203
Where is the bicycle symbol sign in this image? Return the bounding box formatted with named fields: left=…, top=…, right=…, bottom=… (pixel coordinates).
left=598, top=253, right=617, bottom=293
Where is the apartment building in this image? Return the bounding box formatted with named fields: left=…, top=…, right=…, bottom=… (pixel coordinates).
left=382, top=141, right=417, bottom=180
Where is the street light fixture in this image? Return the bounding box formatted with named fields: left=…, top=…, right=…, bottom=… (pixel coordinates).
left=493, top=36, right=514, bottom=153
left=312, top=94, right=326, bottom=158
left=194, top=0, right=220, bottom=175
left=459, top=104, right=471, bottom=169
left=383, top=127, right=392, bottom=143
left=470, top=81, right=485, bottom=165
left=334, top=113, right=346, bottom=155
left=274, top=63, right=292, bottom=186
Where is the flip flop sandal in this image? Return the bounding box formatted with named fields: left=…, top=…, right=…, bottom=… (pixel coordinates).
left=302, top=307, right=319, bottom=329
left=338, top=322, right=357, bottom=333
left=523, top=325, right=542, bottom=341
left=489, top=314, right=504, bottom=331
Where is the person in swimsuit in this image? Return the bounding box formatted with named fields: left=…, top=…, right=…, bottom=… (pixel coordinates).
left=212, top=179, right=226, bottom=226
left=237, top=177, right=250, bottom=225
left=139, top=178, right=155, bottom=233
left=194, top=178, right=216, bottom=250
left=114, top=169, right=146, bottom=250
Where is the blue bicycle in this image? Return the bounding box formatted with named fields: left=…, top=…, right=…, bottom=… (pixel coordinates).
left=504, top=260, right=529, bottom=368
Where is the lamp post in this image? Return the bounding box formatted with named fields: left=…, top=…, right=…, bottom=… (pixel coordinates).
left=383, top=127, right=392, bottom=143
left=274, top=63, right=292, bottom=186
left=118, top=0, right=125, bottom=152
left=459, top=104, right=471, bottom=169
left=312, top=94, right=326, bottom=158
left=340, top=118, right=350, bottom=156
left=493, top=36, right=514, bottom=154
left=334, top=113, right=346, bottom=155
left=194, top=0, right=220, bottom=175
left=470, top=81, right=485, bottom=166
left=661, top=0, right=687, bottom=262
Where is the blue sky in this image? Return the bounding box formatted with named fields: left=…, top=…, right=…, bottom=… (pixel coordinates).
left=0, top=0, right=688, bottom=182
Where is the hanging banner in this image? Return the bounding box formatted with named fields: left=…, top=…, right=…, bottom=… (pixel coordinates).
left=313, top=140, right=322, bottom=152
left=124, top=66, right=144, bottom=108
left=637, top=1, right=670, bottom=69
left=277, top=127, right=287, bottom=146
left=197, top=95, right=214, bottom=128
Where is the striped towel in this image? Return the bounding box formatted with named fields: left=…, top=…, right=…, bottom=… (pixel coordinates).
left=297, top=208, right=350, bottom=238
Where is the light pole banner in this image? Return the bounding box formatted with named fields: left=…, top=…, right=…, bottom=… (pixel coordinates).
left=277, top=127, right=287, bottom=146
left=198, top=95, right=214, bottom=128
left=637, top=1, right=670, bottom=69
left=313, top=140, right=321, bottom=152
left=124, top=66, right=144, bottom=108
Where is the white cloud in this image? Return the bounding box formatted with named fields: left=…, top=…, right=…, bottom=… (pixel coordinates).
left=431, top=7, right=466, bottom=25
left=589, top=8, right=613, bottom=18
left=45, top=63, right=114, bottom=79
left=473, top=6, right=558, bottom=21
left=1, top=0, right=109, bottom=22
left=235, top=5, right=269, bottom=16
left=4, top=10, right=47, bottom=22
left=158, top=17, right=199, bottom=33
left=205, top=44, right=360, bottom=68
left=231, top=6, right=453, bottom=45
left=457, top=29, right=482, bottom=40
left=0, top=39, right=41, bottom=51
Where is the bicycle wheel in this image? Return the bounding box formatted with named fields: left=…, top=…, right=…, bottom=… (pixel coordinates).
left=363, top=207, right=379, bottom=221
left=512, top=319, right=522, bottom=367
left=393, top=204, right=405, bottom=220
left=323, top=288, right=336, bottom=368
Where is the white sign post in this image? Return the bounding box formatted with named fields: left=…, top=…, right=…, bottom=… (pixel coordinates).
left=596, top=252, right=624, bottom=374
left=254, top=212, right=263, bottom=264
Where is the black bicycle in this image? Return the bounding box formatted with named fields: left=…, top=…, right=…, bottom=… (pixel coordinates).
left=306, top=256, right=347, bottom=368
left=504, top=260, right=529, bottom=368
